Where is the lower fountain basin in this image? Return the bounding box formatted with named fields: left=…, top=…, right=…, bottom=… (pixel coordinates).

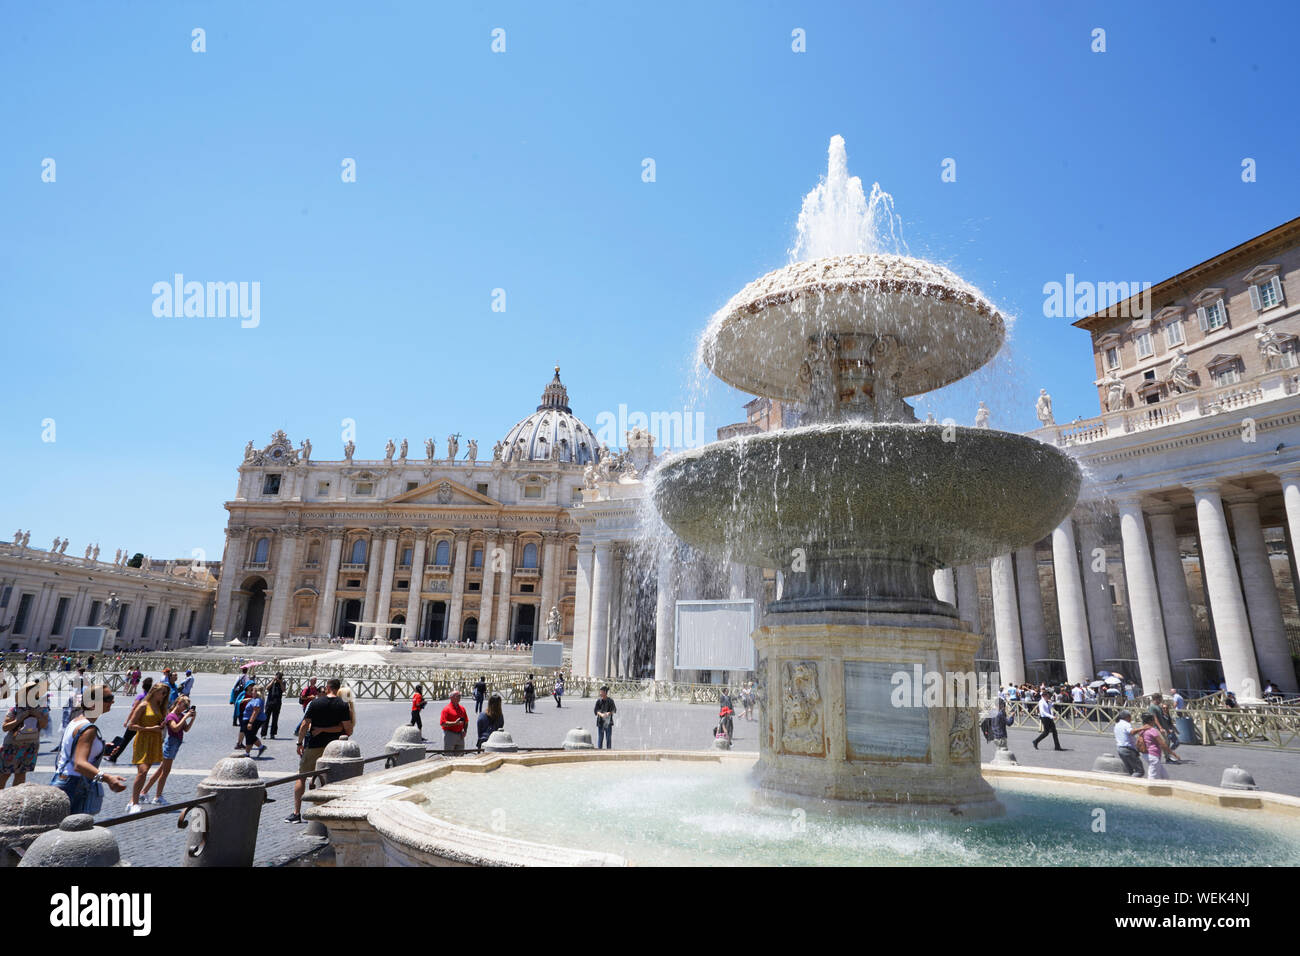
left=652, top=422, right=1080, bottom=606
left=311, top=753, right=1300, bottom=866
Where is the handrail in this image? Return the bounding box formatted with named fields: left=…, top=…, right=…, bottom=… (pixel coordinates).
left=97, top=792, right=217, bottom=828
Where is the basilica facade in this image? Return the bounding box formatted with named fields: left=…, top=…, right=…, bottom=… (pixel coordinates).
left=209, top=369, right=606, bottom=647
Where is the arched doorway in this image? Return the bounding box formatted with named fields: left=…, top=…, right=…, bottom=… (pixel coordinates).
left=243, top=578, right=268, bottom=643
left=462, top=616, right=478, bottom=643
left=424, top=601, right=447, bottom=642
left=390, top=614, right=406, bottom=643
left=338, top=598, right=362, bottom=639
left=513, top=604, right=537, bottom=645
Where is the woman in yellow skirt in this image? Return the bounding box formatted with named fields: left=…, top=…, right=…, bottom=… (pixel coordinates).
left=127, top=682, right=167, bottom=813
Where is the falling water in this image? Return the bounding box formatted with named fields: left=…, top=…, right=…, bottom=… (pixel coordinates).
left=789, top=134, right=906, bottom=262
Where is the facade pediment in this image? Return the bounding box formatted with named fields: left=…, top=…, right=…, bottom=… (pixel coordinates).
left=1243, top=263, right=1281, bottom=283
left=1192, top=286, right=1225, bottom=305
left=1154, top=306, right=1184, bottom=323
left=1205, top=352, right=1240, bottom=369
left=388, top=479, right=500, bottom=507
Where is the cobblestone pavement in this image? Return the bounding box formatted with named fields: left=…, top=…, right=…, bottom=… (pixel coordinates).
left=30, top=671, right=753, bottom=866
left=25, top=668, right=1300, bottom=866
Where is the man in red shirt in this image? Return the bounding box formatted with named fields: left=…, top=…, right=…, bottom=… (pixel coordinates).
left=440, top=690, right=468, bottom=752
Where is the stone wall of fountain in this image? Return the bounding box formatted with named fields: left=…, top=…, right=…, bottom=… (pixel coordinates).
left=652, top=138, right=1081, bottom=817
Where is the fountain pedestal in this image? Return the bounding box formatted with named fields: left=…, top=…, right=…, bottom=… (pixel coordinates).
left=753, top=612, right=1003, bottom=819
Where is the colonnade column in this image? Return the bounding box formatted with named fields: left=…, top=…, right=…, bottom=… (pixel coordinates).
left=989, top=553, right=1025, bottom=685
left=446, top=532, right=469, bottom=643
left=571, top=542, right=595, bottom=675
left=478, top=533, right=498, bottom=643
left=264, top=528, right=300, bottom=642
left=654, top=546, right=680, bottom=681
left=1227, top=493, right=1297, bottom=694
left=212, top=527, right=245, bottom=641
left=1076, top=515, right=1120, bottom=668
left=1190, top=480, right=1261, bottom=699
left=492, top=531, right=517, bottom=643
left=402, top=535, right=427, bottom=643
left=1014, top=546, right=1049, bottom=674
left=1145, top=504, right=1199, bottom=685
left=954, top=565, right=980, bottom=635
left=372, top=530, right=400, bottom=641
left=360, top=533, right=381, bottom=641
left=1115, top=495, right=1173, bottom=694
left=1051, top=516, right=1094, bottom=682
left=933, top=568, right=956, bottom=607
left=588, top=542, right=614, bottom=678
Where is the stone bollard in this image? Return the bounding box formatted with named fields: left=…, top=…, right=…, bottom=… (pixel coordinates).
left=483, top=730, right=517, bottom=753
left=385, top=725, right=426, bottom=766
left=304, top=738, right=365, bottom=837
left=18, top=814, right=120, bottom=867
left=1092, top=752, right=1127, bottom=775
left=1220, top=765, right=1260, bottom=791
left=0, top=783, right=71, bottom=866
left=563, top=728, right=594, bottom=750
left=184, top=753, right=267, bottom=867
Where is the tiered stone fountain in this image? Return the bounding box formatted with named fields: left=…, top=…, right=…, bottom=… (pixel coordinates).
left=653, top=225, right=1081, bottom=819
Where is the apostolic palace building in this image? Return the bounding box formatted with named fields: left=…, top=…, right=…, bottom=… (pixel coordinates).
left=3, top=220, right=1300, bottom=699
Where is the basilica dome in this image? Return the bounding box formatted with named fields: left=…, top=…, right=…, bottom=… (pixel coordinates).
left=499, top=368, right=601, bottom=465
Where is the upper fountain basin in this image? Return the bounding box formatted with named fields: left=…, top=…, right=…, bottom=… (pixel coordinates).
left=651, top=422, right=1080, bottom=570
left=701, top=254, right=1006, bottom=401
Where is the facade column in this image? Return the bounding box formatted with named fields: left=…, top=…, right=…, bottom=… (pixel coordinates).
left=1146, top=503, right=1200, bottom=686
left=403, top=534, right=427, bottom=643
left=1013, top=546, right=1049, bottom=674
left=588, top=542, right=614, bottom=677
left=263, top=528, right=300, bottom=643
left=1051, top=517, right=1094, bottom=682
left=314, top=531, right=345, bottom=636
left=654, top=545, right=680, bottom=681
left=1190, top=480, right=1261, bottom=699
left=478, top=532, right=498, bottom=643
left=372, top=530, right=400, bottom=640
left=492, top=532, right=518, bottom=643
left=1227, top=494, right=1297, bottom=694
left=211, top=527, right=245, bottom=641
left=954, top=565, right=980, bottom=634
left=933, top=568, right=956, bottom=607
left=1115, top=495, right=1173, bottom=694
left=989, top=553, right=1025, bottom=685
left=360, top=533, right=382, bottom=641
left=1077, top=516, right=1120, bottom=667
left=571, top=542, right=595, bottom=676
left=446, top=532, right=469, bottom=643
left=538, top=531, right=561, bottom=627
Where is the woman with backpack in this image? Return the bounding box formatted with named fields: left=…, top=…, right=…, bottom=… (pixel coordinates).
left=51, top=685, right=126, bottom=815
left=1, top=680, right=50, bottom=788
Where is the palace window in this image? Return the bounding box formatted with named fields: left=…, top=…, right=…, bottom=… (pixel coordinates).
left=434, top=540, right=451, bottom=566
left=253, top=537, right=270, bottom=564
left=346, top=579, right=361, bottom=588
left=86, top=600, right=101, bottom=626
left=1211, top=362, right=1243, bottom=387
left=406, top=481, right=419, bottom=492
left=12, top=594, right=33, bottom=634
left=1164, top=320, right=1184, bottom=348
left=523, top=485, right=543, bottom=499
left=349, top=539, right=367, bottom=565
left=476, top=483, right=489, bottom=495
left=1198, top=299, right=1227, bottom=332
left=1250, top=275, right=1284, bottom=312
left=1135, top=331, right=1154, bottom=359
left=468, top=581, right=481, bottom=591
left=1104, top=346, right=1120, bottom=370
left=52, top=597, right=70, bottom=635
left=521, top=542, right=539, bottom=568
left=262, top=474, right=281, bottom=495
left=316, top=481, right=330, bottom=496
left=396, top=579, right=409, bottom=590
left=571, top=487, right=583, bottom=503
left=354, top=481, right=374, bottom=496
left=520, top=583, right=535, bottom=593
left=471, top=548, right=483, bottom=568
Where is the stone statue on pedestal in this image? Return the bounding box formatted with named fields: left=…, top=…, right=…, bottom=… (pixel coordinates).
left=974, top=402, right=990, bottom=429
left=92, top=544, right=99, bottom=562
left=114, top=549, right=122, bottom=565
left=425, top=438, right=435, bottom=461
left=447, top=435, right=459, bottom=461
left=1104, top=373, right=1126, bottom=412
left=1168, top=349, right=1195, bottom=393
left=244, top=441, right=255, bottom=462
left=493, top=440, right=503, bottom=461
left=84, top=544, right=93, bottom=560
left=344, top=440, right=355, bottom=462
left=59, top=539, right=68, bottom=554
left=467, top=439, right=478, bottom=462
left=1036, top=389, right=1054, bottom=426
left=384, top=439, right=396, bottom=462
left=1257, top=322, right=1285, bottom=369
left=98, top=592, right=122, bottom=629
left=20, top=531, right=29, bottom=548
left=546, top=606, right=561, bottom=642
left=399, top=439, right=408, bottom=461
left=300, top=438, right=312, bottom=461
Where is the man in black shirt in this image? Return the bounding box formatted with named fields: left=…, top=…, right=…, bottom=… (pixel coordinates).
left=285, top=678, right=353, bottom=823
left=594, top=685, right=616, bottom=750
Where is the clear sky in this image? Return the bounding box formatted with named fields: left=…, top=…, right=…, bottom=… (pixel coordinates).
left=3, top=1, right=1298, bottom=560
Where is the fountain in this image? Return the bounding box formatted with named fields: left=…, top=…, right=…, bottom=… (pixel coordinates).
left=652, top=136, right=1081, bottom=817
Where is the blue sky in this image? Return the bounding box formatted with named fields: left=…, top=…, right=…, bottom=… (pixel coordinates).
left=2, top=1, right=1298, bottom=559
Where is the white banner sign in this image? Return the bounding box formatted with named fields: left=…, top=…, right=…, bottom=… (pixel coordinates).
left=675, top=600, right=756, bottom=671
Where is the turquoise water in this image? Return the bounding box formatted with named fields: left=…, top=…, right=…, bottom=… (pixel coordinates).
left=414, top=759, right=1300, bottom=866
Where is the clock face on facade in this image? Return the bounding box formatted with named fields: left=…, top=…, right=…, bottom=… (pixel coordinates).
left=271, top=448, right=283, bottom=459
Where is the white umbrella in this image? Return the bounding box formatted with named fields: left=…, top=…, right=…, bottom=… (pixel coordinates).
left=1104, top=676, right=1122, bottom=686
left=1088, top=680, right=1106, bottom=688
